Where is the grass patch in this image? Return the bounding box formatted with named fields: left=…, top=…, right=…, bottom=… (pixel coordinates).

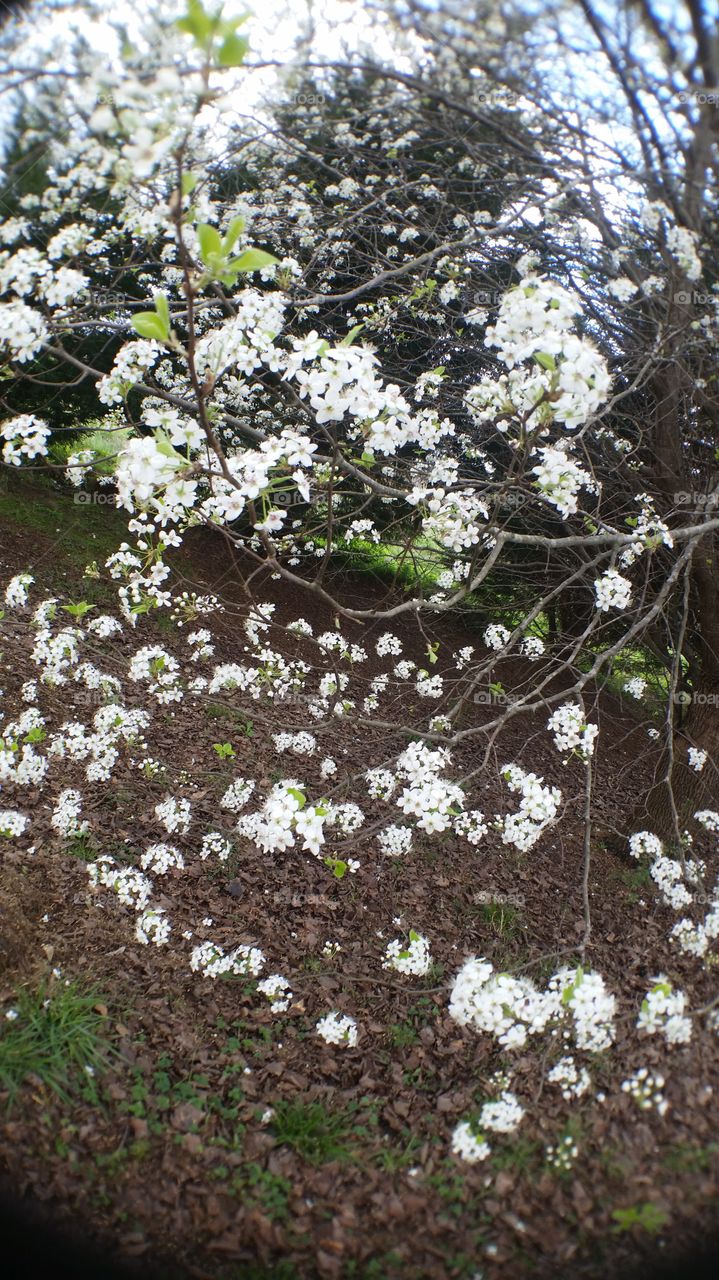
left=611, top=1202, right=669, bottom=1235
left=270, top=1098, right=358, bottom=1165
left=323, top=533, right=442, bottom=593
left=48, top=420, right=133, bottom=478
left=270, top=1098, right=352, bottom=1164
left=662, top=1141, right=719, bottom=1173
left=479, top=900, right=524, bottom=939
left=238, top=1162, right=292, bottom=1219
left=0, top=474, right=127, bottom=573
left=0, top=980, right=114, bottom=1104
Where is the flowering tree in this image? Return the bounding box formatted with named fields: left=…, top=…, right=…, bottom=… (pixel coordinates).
left=5, top=9, right=719, bottom=1254
left=1, top=0, right=718, bottom=866
left=370, top=0, right=719, bottom=839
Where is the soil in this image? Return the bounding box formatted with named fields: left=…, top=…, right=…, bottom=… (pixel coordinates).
left=1, top=493, right=719, bottom=1280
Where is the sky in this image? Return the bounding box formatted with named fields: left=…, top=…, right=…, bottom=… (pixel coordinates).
left=0, top=0, right=422, bottom=165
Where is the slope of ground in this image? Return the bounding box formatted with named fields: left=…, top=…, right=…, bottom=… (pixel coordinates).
left=1, top=481, right=719, bottom=1280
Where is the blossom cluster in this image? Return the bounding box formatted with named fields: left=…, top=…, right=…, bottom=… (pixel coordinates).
left=547, top=702, right=598, bottom=761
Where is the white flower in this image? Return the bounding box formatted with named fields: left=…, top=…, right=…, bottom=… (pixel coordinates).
left=257, top=974, right=293, bottom=1012
left=451, top=1120, right=491, bottom=1163
left=484, top=623, right=511, bottom=651
left=140, top=843, right=184, bottom=874
left=547, top=702, right=598, bottom=760
left=479, top=1091, right=524, bottom=1133
left=628, top=830, right=663, bottom=860
left=155, top=796, right=191, bottom=834
left=220, top=777, right=255, bottom=811
left=594, top=569, right=632, bottom=612
left=637, top=976, right=692, bottom=1046
left=383, top=930, right=433, bottom=976
left=378, top=824, right=413, bottom=856
left=0, top=810, right=29, bottom=838
left=50, top=789, right=88, bottom=839
left=623, top=677, right=647, bottom=699
left=547, top=1056, right=591, bottom=1100
left=376, top=632, right=403, bottom=657
left=316, top=1011, right=357, bottom=1047
left=200, top=831, right=232, bottom=861
left=531, top=446, right=593, bottom=518
left=621, top=1067, right=669, bottom=1116
left=190, top=940, right=265, bottom=978
left=136, top=907, right=171, bottom=946
left=4, top=573, right=34, bottom=607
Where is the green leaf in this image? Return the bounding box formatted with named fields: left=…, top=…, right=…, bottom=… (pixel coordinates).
left=332, top=859, right=348, bottom=879
left=341, top=322, right=365, bottom=346
left=534, top=351, right=556, bottom=371
left=23, top=726, right=46, bottom=743
left=287, top=786, right=306, bottom=810
left=197, top=223, right=223, bottom=264
left=233, top=248, right=278, bottom=274
left=154, top=293, right=170, bottom=332
left=152, top=429, right=181, bottom=461
left=222, top=215, right=246, bottom=253
left=560, top=965, right=584, bottom=1006
left=132, top=313, right=168, bottom=342
left=177, top=0, right=215, bottom=43
left=181, top=172, right=199, bottom=196
left=218, top=32, right=249, bottom=66
left=62, top=601, right=95, bottom=618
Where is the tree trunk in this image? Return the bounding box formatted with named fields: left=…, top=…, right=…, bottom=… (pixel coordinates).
left=639, top=553, right=719, bottom=844
left=641, top=701, right=719, bottom=845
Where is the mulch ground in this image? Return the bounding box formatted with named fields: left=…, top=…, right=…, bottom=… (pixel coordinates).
left=1, top=498, right=719, bottom=1280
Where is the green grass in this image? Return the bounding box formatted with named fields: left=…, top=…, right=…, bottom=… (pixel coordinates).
left=611, top=1202, right=669, bottom=1235
left=0, top=980, right=114, bottom=1104
left=232, top=1162, right=292, bottom=1220
left=490, top=1134, right=542, bottom=1175
left=662, top=1141, right=719, bottom=1173
left=0, top=473, right=128, bottom=573
left=216, top=1259, right=298, bottom=1280
left=47, top=417, right=133, bottom=475
left=323, top=533, right=442, bottom=592
left=270, top=1098, right=358, bottom=1165
left=205, top=703, right=255, bottom=735
left=616, top=863, right=654, bottom=906
left=375, top=1130, right=424, bottom=1173
left=581, top=643, right=673, bottom=713
left=479, top=900, right=524, bottom=939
